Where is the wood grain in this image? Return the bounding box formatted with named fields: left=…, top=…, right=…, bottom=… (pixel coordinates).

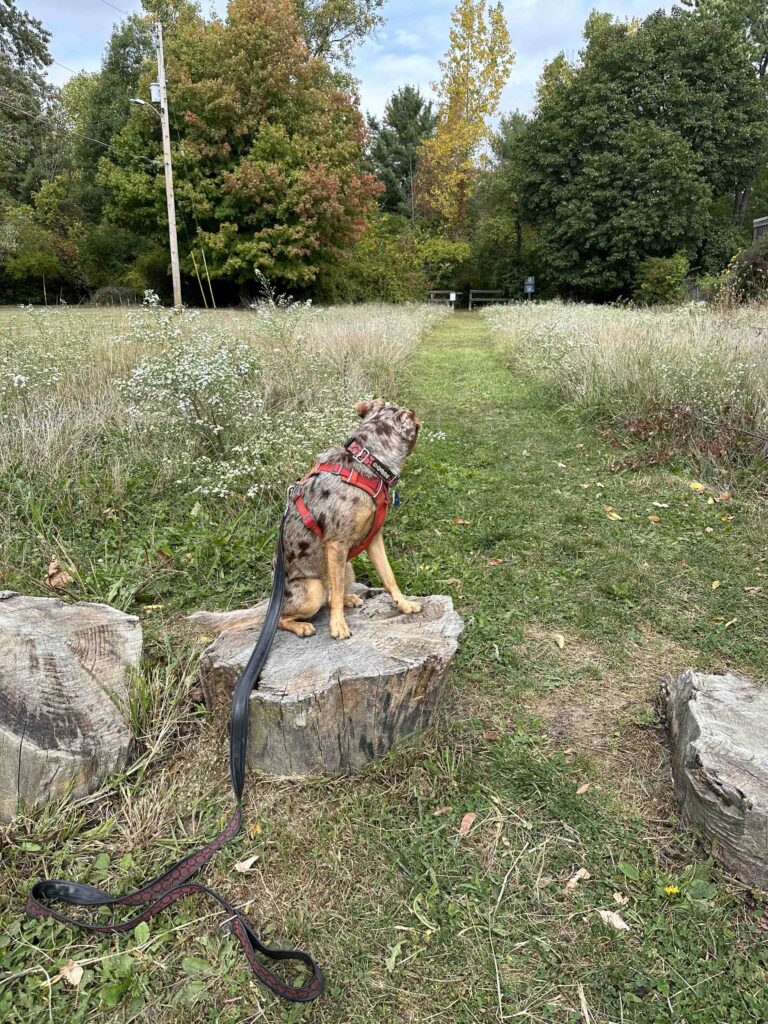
left=192, top=587, right=464, bottom=776
left=0, top=591, right=141, bottom=821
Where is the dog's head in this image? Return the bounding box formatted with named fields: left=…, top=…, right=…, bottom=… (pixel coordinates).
left=355, top=399, right=421, bottom=453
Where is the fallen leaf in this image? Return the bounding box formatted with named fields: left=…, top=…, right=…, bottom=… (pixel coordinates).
left=704, top=527, right=713, bottom=534
left=481, top=730, right=500, bottom=741
left=707, top=497, right=715, bottom=505
left=248, top=822, right=262, bottom=837
left=576, top=782, right=592, bottom=795
left=648, top=515, right=661, bottom=524
left=745, top=586, right=763, bottom=595
left=721, top=514, right=735, bottom=522
left=56, top=961, right=84, bottom=988
left=562, top=747, right=577, bottom=757
left=45, top=559, right=74, bottom=589
left=605, top=511, right=623, bottom=522
left=579, top=483, right=590, bottom=490
left=433, top=805, right=453, bottom=816
left=689, top=481, right=706, bottom=493
left=234, top=854, right=259, bottom=873
left=459, top=812, right=477, bottom=837
left=613, top=892, right=629, bottom=907
left=724, top=618, right=738, bottom=629
left=455, top=517, right=470, bottom=525
left=716, top=491, right=732, bottom=502
left=385, top=940, right=405, bottom=973
left=597, top=909, right=630, bottom=931
left=552, top=633, right=566, bottom=649
left=444, top=578, right=463, bottom=588
left=488, top=558, right=505, bottom=566
left=652, top=501, right=670, bottom=508
left=565, top=867, right=591, bottom=892
left=711, top=580, right=721, bottom=590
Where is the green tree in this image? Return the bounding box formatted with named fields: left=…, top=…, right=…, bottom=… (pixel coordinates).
left=507, top=9, right=768, bottom=297
left=295, top=0, right=385, bottom=66
left=0, top=0, right=54, bottom=203
left=368, top=86, right=435, bottom=222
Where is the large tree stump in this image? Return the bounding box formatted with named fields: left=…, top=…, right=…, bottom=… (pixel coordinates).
left=191, top=588, right=463, bottom=777
left=665, top=669, right=768, bottom=889
left=0, top=591, right=141, bottom=821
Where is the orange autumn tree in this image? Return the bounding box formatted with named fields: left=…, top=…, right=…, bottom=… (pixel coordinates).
left=419, top=0, right=514, bottom=238
left=101, top=0, right=379, bottom=294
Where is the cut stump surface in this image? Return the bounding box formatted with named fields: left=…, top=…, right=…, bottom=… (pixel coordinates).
left=192, top=587, right=463, bottom=777
left=665, top=669, right=768, bottom=890
left=0, top=591, right=141, bottom=821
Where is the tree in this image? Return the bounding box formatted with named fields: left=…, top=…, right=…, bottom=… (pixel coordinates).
left=502, top=8, right=768, bottom=297
left=418, top=0, right=513, bottom=237
left=295, top=0, right=384, bottom=66
left=367, top=86, right=435, bottom=222
left=100, top=0, right=379, bottom=297
left=0, top=0, right=54, bottom=203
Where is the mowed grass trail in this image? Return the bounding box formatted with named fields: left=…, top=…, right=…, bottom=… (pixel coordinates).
left=3, top=310, right=768, bottom=1024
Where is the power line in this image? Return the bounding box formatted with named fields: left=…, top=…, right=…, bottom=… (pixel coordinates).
left=51, top=58, right=80, bottom=77
left=0, top=93, right=162, bottom=168
left=98, top=0, right=133, bottom=18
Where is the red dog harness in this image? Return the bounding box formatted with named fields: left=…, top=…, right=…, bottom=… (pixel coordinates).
left=291, top=438, right=398, bottom=559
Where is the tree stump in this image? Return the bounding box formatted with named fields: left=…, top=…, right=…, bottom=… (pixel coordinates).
left=0, top=591, right=141, bottom=821
left=191, top=587, right=463, bottom=777
left=665, top=669, right=768, bottom=889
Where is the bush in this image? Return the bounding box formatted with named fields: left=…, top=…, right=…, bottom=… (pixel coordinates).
left=633, top=253, right=689, bottom=305
left=315, top=215, right=428, bottom=303
left=722, top=238, right=768, bottom=301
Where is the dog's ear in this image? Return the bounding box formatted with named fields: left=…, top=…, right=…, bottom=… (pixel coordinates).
left=355, top=399, right=385, bottom=418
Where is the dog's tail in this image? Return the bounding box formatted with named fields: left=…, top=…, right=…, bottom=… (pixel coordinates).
left=186, top=606, right=268, bottom=635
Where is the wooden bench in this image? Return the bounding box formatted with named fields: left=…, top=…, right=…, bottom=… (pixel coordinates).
left=469, top=290, right=510, bottom=310
left=427, top=290, right=462, bottom=308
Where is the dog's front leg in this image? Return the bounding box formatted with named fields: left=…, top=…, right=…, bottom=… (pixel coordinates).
left=325, top=540, right=352, bottom=639
left=365, top=531, right=422, bottom=615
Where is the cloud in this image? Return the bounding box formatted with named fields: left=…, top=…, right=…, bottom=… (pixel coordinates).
left=34, top=0, right=671, bottom=117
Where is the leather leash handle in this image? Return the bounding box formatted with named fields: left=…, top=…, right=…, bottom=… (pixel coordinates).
left=25, top=520, right=324, bottom=1004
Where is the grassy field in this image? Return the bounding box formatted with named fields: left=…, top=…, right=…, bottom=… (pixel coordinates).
left=2, top=305, right=768, bottom=1023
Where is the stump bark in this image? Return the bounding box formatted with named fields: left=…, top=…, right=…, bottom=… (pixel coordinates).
left=665, top=669, right=768, bottom=889
left=191, top=587, right=463, bottom=777
left=0, top=591, right=141, bottom=821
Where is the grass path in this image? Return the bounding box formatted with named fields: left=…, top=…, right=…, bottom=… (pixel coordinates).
left=4, top=311, right=768, bottom=1024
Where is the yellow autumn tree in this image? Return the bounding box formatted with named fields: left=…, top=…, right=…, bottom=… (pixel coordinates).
left=419, top=0, right=514, bottom=236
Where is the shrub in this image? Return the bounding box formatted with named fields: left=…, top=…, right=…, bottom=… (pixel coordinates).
left=722, top=238, right=768, bottom=301
left=633, top=253, right=689, bottom=305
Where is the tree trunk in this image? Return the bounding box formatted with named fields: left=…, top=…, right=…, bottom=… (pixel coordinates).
left=0, top=592, right=141, bottom=821
left=665, top=669, right=768, bottom=890
left=190, top=587, right=464, bottom=777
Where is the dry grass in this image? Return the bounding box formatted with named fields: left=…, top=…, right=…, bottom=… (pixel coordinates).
left=483, top=301, right=768, bottom=442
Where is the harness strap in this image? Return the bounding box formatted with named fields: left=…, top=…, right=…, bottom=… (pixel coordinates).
left=292, top=462, right=390, bottom=558
left=26, top=519, right=324, bottom=1004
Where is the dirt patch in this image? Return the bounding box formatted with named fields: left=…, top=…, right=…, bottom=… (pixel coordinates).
left=516, top=627, right=699, bottom=820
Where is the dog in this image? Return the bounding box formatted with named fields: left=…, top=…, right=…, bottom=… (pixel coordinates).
left=279, top=399, right=422, bottom=639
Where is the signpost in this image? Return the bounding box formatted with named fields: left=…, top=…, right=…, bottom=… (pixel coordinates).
left=524, top=276, right=535, bottom=299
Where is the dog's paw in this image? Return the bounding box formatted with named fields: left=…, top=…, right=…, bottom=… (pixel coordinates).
left=344, top=593, right=364, bottom=608
left=329, top=617, right=352, bottom=640
left=396, top=598, right=422, bottom=615
left=293, top=622, right=316, bottom=638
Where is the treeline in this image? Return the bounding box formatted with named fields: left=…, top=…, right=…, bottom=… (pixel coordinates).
left=2, top=0, right=768, bottom=305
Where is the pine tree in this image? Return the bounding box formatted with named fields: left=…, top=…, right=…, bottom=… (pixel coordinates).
left=368, top=86, right=435, bottom=222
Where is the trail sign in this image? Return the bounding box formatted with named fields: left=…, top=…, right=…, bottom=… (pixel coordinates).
left=524, top=276, right=535, bottom=295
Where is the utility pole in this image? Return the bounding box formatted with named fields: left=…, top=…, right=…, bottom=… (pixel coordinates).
left=153, top=22, right=182, bottom=310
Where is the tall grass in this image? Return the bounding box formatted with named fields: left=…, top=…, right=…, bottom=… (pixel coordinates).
left=0, top=301, right=443, bottom=605
left=484, top=302, right=768, bottom=474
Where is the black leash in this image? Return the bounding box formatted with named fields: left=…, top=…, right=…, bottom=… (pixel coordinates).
left=25, top=516, right=324, bottom=1004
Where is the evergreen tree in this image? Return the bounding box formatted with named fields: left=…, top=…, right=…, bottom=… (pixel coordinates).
left=368, top=86, right=435, bottom=222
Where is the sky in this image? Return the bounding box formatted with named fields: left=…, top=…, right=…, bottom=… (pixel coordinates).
left=32, top=0, right=673, bottom=118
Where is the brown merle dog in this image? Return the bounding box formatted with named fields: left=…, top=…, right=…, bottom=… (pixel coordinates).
left=279, top=399, right=421, bottom=639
